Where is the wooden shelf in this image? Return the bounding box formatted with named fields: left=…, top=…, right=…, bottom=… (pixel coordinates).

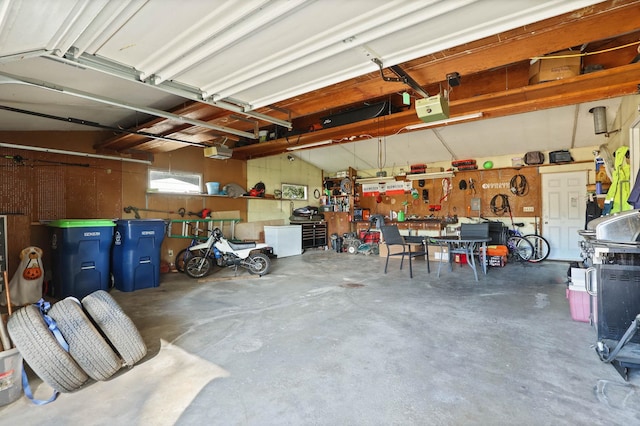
left=146, top=191, right=276, bottom=199
left=405, top=171, right=454, bottom=181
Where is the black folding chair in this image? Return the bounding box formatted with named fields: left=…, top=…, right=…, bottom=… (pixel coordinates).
left=380, top=225, right=429, bottom=278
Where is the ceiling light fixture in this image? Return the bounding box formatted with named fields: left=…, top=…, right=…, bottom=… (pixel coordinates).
left=405, top=112, right=484, bottom=130
left=286, top=140, right=333, bottom=151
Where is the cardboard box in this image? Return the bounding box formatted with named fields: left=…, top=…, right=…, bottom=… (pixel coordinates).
left=529, top=50, right=581, bottom=84
left=378, top=242, right=423, bottom=258
left=428, top=245, right=449, bottom=263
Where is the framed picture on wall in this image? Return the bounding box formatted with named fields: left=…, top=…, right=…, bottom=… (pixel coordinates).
left=281, top=183, right=308, bottom=200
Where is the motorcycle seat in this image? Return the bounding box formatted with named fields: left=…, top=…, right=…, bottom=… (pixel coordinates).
left=229, top=241, right=257, bottom=251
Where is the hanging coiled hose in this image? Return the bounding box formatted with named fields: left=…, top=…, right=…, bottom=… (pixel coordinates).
left=490, top=193, right=511, bottom=215
left=509, top=174, right=528, bottom=196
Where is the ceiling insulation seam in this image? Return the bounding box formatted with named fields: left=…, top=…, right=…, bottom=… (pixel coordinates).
left=73, top=0, right=146, bottom=57
left=48, top=53, right=292, bottom=129
left=205, top=0, right=444, bottom=98
left=234, top=0, right=606, bottom=109
left=0, top=71, right=256, bottom=139
left=148, top=0, right=305, bottom=86
left=47, top=0, right=111, bottom=56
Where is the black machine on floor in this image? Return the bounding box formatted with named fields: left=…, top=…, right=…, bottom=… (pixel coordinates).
left=594, top=264, right=640, bottom=379
left=582, top=210, right=640, bottom=380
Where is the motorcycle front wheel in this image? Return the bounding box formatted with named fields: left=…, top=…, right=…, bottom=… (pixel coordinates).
left=247, top=253, right=270, bottom=276
left=185, top=256, right=212, bottom=278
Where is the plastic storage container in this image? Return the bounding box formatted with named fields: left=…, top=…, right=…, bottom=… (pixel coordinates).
left=0, top=348, right=22, bottom=407
left=112, top=219, right=167, bottom=292
left=49, top=219, right=116, bottom=299
left=205, top=182, right=220, bottom=195
left=567, top=267, right=590, bottom=323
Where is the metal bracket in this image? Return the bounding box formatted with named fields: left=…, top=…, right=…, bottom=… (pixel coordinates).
left=372, top=58, right=429, bottom=98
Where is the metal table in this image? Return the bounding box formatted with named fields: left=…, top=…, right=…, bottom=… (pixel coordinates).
left=429, top=236, right=491, bottom=281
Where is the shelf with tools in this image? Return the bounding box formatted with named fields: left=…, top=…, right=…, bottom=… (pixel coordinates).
left=321, top=168, right=357, bottom=236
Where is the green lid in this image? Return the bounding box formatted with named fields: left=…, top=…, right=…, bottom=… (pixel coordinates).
left=48, top=219, right=116, bottom=228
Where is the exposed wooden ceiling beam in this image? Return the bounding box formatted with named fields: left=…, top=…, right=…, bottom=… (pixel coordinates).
left=232, top=63, right=640, bottom=160
left=100, top=0, right=640, bottom=157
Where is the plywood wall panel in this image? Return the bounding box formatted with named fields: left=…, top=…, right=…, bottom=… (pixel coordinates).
left=358, top=167, right=541, bottom=220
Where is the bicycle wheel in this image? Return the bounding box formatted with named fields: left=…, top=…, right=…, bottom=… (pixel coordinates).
left=507, top=235, right=534, bottom=261
left=524, top=234, right=550, bottom=262
left=175, top=248, right=202, bottom=273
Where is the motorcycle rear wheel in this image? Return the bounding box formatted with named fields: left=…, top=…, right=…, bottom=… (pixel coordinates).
left=247, top=253, right=270, bottom=276
left=185, top=256, right=212, bottom=278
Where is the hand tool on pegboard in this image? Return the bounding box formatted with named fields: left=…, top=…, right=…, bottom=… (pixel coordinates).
left=123, top=206, right=186, bottom=219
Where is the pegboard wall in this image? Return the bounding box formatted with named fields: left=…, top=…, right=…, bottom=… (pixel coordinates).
left=357, top=167, right=541, bottom=219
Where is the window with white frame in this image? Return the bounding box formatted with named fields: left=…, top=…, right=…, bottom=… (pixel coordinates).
left=148, top=169, right=202, bottom=194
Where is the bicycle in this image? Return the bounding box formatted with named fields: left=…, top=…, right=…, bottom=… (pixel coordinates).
left=174, top=223, right=216, bottom=273
left=508, top=218, right=550, bottom=263
left=492, top=193, right=551, bottom=263
left=464, top=217, right=534, bottom=262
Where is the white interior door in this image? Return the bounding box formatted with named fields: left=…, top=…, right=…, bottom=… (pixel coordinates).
left=542, top=171, right=587, bottom=261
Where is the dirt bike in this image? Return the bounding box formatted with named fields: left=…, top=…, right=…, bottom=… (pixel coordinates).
left=184, top=228, right=272, bottom=278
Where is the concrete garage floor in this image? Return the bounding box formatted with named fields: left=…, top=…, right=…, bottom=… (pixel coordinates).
left=2, top=250, right=640, bottom=425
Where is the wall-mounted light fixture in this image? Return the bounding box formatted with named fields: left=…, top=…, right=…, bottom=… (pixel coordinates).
left=589, top=106, right=620, bottom=137
left=405, top=112, right=483, bottom=130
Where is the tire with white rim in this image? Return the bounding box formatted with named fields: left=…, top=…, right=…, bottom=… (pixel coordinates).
left=81, top=290, right=147, bottom=367
left=48, top=298, right=122, bottom=381
left=7, top=304, right=88, bottom=393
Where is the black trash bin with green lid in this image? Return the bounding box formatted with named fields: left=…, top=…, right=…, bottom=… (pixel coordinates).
left=111, top=219, right=167, bottom=292
left=48, top=219, right=116, bottom=299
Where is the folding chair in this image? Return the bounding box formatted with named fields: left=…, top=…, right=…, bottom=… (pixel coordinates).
left=380, top=225, right=429, bottom=278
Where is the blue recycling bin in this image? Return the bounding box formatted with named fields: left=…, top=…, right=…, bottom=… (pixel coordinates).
left=49, top=219, right=116, bottom=299
left=111, top=219, right=167, bottom=292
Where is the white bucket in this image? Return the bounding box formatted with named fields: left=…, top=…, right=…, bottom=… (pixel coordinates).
left=0, top=348, right=23, bottom=406
left=206, top=182, right=220, bottom=195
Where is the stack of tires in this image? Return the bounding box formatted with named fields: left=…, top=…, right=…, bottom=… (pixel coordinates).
left=7, top=290, right=146, bottom=393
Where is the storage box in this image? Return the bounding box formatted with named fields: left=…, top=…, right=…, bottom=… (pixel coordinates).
left=429, top=245, right=449, bottom=263
left=511, top=157, right=523, bottom=167
left=454, top=253, right=467, bottom=264
left=488, top=255, right=507, bottom=267
left=485, top=245, right=508, bottom=257
left=566, top=287, right=590, bottom=323
left=0, top=348, right=23, bottom=407
left=570, top=267, right=586, bottom=290
left=378, top=242, right=422, bottom=258
left=359, top=230, right=380, bottom=244
left=529, top=50, right=581, bottom=84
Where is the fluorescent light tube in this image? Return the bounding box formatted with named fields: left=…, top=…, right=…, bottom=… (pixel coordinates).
left=286, top=140, right=333, bottom=151
left=405, top=112, right=483, bottom=130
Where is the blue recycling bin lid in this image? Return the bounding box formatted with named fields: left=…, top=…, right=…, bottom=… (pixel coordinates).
left=48, top=219, right=116, bottom=228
